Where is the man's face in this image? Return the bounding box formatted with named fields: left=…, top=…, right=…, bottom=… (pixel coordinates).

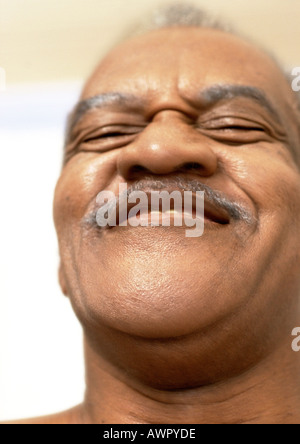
left=54, top=27, right=300, bottom=378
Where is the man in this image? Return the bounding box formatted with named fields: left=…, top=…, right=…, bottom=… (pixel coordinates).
left=6, top=4, right=300, bottom=423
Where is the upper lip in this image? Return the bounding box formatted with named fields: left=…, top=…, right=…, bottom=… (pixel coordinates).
left=107, top=189, right=231, bottom=226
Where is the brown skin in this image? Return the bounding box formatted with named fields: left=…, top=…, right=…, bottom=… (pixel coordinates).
left=5, top=27, right=300, bottom=424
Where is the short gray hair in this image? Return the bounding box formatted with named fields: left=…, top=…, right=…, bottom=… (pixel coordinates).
left=129, top=3, right=231, bottom=36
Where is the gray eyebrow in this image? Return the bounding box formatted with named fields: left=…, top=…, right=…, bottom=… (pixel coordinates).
left=67, top=92, right=145, bottom=134
left=66, top=84, right=282, bottom=144
left=200, top=84, right=282, bottom=124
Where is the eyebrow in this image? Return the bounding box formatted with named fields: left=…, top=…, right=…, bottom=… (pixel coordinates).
left=200, top=84, right=282, bottom=124
left=67, top=92, right=145, bottom=134
left=66, top=84, right=282, bottom=138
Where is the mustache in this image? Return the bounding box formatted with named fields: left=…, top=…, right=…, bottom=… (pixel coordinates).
left=84, top=177, right=255, bottom=227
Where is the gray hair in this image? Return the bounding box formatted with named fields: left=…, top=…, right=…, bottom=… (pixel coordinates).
left=128, top=3, right=232, bottom=37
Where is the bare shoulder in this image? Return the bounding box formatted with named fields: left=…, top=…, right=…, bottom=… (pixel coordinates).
left=0, top=405, right=83, bottom=425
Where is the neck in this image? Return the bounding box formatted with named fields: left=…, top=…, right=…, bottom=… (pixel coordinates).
left=77, top=335, right=300, bottom=424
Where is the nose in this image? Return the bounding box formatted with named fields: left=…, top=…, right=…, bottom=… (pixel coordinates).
left=117, top=112, right=218, bottom=180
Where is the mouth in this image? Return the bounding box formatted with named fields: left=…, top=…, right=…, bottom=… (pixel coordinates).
left=103, top=190, right=231, bottom=228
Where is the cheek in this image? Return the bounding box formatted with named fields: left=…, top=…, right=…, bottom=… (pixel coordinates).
left=223, top=147, right=300, bottom=271
left=53, top=153, right=117, bottom=232
left=223, top=147, right=300, bottom=306
left=222, top=145, right=300, bottom=218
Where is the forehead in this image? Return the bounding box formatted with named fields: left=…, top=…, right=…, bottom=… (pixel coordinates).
left=82, top=27, right=291, bottom=106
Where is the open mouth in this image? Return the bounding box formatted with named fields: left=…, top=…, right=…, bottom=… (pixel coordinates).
left=103, top=191, right=231, bottom=228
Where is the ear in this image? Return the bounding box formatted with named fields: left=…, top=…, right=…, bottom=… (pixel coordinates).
left=58, top=263, right=68, bottom=297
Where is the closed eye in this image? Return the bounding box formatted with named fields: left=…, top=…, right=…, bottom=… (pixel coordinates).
left=84, top=132, right=128, bottom=142
left=83, top=125, right=144, bottom=142
left=75, top=125, right=145, bottom=153
left=215, top=125, right=265, bottom=132
left=64, top=123, right=145, bottom=162
left=195, top=117, right=273, bottom=145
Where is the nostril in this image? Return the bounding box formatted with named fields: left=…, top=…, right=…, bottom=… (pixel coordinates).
left=129, top=165, right=149, bottom=175
left=185, top=162, right=202, bottom=170
left=179, top=162, right=204, bottom=173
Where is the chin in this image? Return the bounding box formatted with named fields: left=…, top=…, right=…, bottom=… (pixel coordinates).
left=69, top=230, right=246, bottom=340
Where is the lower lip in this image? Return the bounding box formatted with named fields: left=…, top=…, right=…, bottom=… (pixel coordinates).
left=127, top=210, right=204, bottom=226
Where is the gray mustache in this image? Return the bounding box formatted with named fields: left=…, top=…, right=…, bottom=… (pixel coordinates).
left=83, top=177, right=255, bottom=228
left=127, top=178, right=253, bottom=223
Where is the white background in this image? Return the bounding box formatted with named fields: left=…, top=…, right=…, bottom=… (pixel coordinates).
left=0, top=84, right=85, bottom=421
